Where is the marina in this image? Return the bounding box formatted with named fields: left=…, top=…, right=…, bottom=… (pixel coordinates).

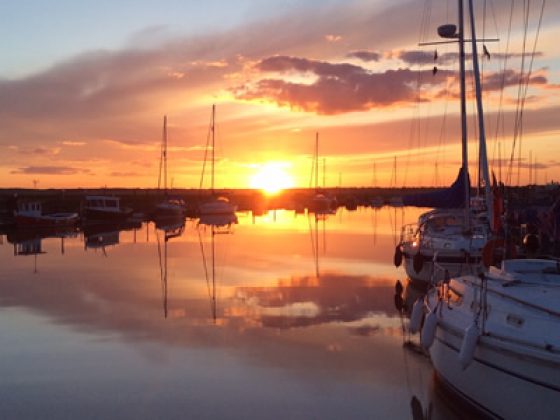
left=1, top=0, right=559, bottom=418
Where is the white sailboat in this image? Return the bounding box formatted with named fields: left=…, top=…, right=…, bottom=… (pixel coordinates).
left=396, top=1, right=495, bottom=284
left=413, top=1, right=560, bottom=418
left=198, top=105, right=237, bottom=216
left=154, top=115, right=186, bottom=218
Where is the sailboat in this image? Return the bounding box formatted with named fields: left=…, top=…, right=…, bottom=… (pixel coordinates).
left=395, top=5, right=495, bottom=283
left=412, top=1, right=560, bottom=418
left=309, top=132, right=335, bottom=215
left=153, top=115, right=187, bottom=218
left=198, top=105, right=237, bottom=217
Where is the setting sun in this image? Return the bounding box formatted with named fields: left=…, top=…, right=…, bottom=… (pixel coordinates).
left=249, top=162, right=295, bottom=195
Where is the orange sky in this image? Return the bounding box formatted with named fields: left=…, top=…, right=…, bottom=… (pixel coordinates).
left=1, top=0, right=559, bottom=189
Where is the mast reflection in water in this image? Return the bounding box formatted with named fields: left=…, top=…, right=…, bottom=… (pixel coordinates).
left=0, top=207, right=464, bottom=419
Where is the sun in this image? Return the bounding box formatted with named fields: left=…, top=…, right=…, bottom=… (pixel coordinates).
left=249, top=162, right=295, bottom=195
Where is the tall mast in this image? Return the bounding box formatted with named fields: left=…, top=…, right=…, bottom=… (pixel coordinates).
left=467, top=0, right=493, bottom=230
left=211, top=104, right=216, bottom=194
left=163, top=115, right=168, bottom=192
left=458, top=0, right=471, bottom=223
left=315, top=132, right=319, bottom=192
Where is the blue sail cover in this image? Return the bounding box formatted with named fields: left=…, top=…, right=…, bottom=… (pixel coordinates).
left=402, top=167, right=470, bottom=208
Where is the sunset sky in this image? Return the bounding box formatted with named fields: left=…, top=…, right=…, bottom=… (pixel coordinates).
left=1, top=0, right=559, bottom=189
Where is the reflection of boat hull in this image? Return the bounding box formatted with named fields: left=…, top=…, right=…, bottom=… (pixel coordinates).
left=8, top=225, right=79, bottom=243
left=198, top=213, right=238, bottom=227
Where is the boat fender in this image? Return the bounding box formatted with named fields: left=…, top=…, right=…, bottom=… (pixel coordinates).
left=413, top=251, right=424, bottom=274
left=409, top=298, right=424, bottom=334
left=395, top=279, right=404, bottom=295
left=458, top=322, right=480, bottom=369
left=394, top=245, right=403, bottom=267
left=420, top=306, right=438, bottom=349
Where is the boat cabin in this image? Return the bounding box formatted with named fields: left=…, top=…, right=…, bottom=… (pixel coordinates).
left=15, top=200, right=43, bottom=217
left=84, top=196, right=121, bottom=210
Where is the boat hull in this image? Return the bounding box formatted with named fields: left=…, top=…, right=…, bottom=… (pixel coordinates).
left=14, top=213, right=79, bottom=227
left=402, top=249, right=482, bottom=283
left=198, top=201, right=237, bottom=216
left=431, top=324, right=560, bottom=420
left=83, top=208, right=132, bottom=222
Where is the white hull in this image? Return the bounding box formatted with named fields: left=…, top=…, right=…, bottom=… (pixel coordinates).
left=402, top=247, right=482, bottom=283
left=431, top=323, right=560, bottom=420
left=425, top=260, right=560, bottom=419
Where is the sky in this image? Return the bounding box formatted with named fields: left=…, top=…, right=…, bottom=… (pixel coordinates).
left=1, top=0, right=559, bottom=189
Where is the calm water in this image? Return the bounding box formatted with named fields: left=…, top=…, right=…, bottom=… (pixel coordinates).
left=1, top=207, right=469, bottom=419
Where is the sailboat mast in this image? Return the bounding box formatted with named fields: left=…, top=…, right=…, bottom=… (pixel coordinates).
left=315, top=132, right=319, bottom=192
left=467, top=0, right=493, bottom=230
left=211, top=104, right=216, bottom=195
left=458, top=0, right=471, bottom=222
left=163, top=115, right=168, bottom=192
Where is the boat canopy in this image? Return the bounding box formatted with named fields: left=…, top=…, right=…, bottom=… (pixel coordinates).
left=402, top=167, right=469, bottom=209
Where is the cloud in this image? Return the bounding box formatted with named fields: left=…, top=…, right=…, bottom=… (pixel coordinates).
left=325, top=34, right=342, bottom=43
left=109, top=171, right=141, bottom=177
left=396, top=49, right=545, bottom=66
left=62, top=140, right=86, bottom=146
left=233, top=55, right=451, bottom=114
left=16, top=146, right=61, bottom=155
left=10, top=166, right=91, bottom=175
left=346, top=50, right=381, bottom=62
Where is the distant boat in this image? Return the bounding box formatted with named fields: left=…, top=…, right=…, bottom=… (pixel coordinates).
left=198, top=104, right=237, bottom=216
left=81, top=195, right=133, bottom=222
left=309, top=132, right=335, bottom=214
left=153, top=115, right=186, bottom=218
left=13, top=199, right=78, bottom=227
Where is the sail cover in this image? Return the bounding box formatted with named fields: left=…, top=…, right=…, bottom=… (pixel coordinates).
left=402, top=167, right=469, bottom=208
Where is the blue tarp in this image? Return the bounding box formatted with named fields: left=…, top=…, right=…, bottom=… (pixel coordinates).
left=402, top=167, right=469, bottom=209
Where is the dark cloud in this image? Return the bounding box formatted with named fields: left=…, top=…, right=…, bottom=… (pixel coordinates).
left=10, top=166, right=91, bottom=175
left=397, top=49, right=544, bottom=66
left=233, top=55, right=451, bottom=114
left=346, top=50, right=381, bottom=62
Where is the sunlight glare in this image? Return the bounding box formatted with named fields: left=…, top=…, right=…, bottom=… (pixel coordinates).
left=249, top=162, right=294, bottom=195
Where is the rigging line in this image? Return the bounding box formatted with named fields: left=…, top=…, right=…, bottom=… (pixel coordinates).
left=511, top=0, right=531, bottom=186
left=199, top=108, right=213, bottom=190
left=198, top=228, right=212, bottom=300
left=156, top=228, right=164, bottom=299
left=492, top=0, right=514, bottom=176
left=518, top=0, right=546, bottom=139
left=435, top=78, right=450, bottom=186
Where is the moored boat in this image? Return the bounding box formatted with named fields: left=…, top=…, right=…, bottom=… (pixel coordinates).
left=13, top=200, right=79, bottom=227
left=81, top=195, right=133, bottom=222
left=422, top=258, right=560, bottom=419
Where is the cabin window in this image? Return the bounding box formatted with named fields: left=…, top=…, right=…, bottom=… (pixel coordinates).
left=105, top=200, right=117, bottom=208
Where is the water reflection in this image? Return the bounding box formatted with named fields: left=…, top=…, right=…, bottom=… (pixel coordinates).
left=7, top=225, right=78, bottom=272
left=0, top=207, right=468, bottom=419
